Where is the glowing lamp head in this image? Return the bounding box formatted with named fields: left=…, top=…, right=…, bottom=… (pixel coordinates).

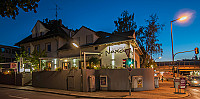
left=179, top=16, right=187, bottom=21
left=72, top=43, right=79, bottom=48
left=128, top=61, right=132, bottom=65
left=193, top=80, right=198, bottom=84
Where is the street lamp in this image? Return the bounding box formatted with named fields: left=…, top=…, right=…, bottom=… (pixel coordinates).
left=171, top=16, right=187, bottom=77
left=155, top=57, right=162, bottom=60
left=72, top=43, right=79, bottom=48
left=151, top=57, right=162, bottom=68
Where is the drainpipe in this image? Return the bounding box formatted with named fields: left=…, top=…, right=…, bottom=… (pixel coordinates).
left=134, top=47, right=136, bottom=68
left=39, top=59, right=41, bottom=71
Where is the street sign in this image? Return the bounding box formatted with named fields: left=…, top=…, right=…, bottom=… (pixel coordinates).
left=180, top=78, right=186, bottom=89
left=10, top=63, right=17, bottom=69
left=175, top=77, right=180, bottom=89
left=125, top=48, right=131, bottom=58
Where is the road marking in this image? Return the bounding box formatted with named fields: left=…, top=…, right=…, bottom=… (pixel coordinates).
left=9, top=95, right=29, bottom=99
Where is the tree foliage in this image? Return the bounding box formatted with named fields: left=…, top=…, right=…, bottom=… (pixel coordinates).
left=0, top=0, right=40, bottom=19
left=15, top=48, right=46, bottom=70
left=29, top=49, right=46, bottom=69
left=15, top=49, right=30, bottom=64
left=114, top=10, right=137, bottom=33
left=136, top=14, right=164, bottom=56
left=136, top=14, right=164, bottom=68
left=114, top=11, right=164, bottom=68
left=88, top=56, right=100, bottom=69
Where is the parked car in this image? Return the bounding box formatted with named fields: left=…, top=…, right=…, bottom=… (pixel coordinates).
left=187, top=76, right=200, bottom=86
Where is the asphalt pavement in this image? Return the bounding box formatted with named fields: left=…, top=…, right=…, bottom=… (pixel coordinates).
left=186, top=86, right=200, bottom=99
left=0, top=88, right=89, bottom=99
left=0, top=81, right=189, bottom=99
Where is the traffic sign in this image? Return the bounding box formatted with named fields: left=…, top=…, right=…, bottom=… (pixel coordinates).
left=180, top=78, right=186, bottom=89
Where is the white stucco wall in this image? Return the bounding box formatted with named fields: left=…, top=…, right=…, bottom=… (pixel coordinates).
left=58, top=42, right=141, bottom=69
left=72, top=27, right=99, bottom=46
left=101, top=43, right=140, bottom=68
left=31, top=21, right=49, bottom=38
left=21, top=37, right=66, bottom=57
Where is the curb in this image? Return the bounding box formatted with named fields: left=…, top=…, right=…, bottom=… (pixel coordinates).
left=0, top=85, right=190, bottom=99
left=0, top=86, right=124, bottom=99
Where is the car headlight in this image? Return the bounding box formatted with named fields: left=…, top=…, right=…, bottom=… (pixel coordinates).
left=193, top=80, right=198, bottom=84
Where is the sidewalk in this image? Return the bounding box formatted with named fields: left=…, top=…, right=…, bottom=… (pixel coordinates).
left=0, top=81, right=189, bottom=99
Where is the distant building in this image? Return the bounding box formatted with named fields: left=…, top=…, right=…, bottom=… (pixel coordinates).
left=156, top=59, right=200, bottom=78
left=0, top=45, right=19, bottom=63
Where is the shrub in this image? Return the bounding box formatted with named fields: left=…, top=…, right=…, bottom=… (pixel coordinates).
left=55, top=67, right=62, bottom=71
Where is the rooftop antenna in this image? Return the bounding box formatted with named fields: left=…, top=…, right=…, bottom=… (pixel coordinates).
left=55, top=4, right=59, bottom=20
left=49, top=4, right=61, bottom=20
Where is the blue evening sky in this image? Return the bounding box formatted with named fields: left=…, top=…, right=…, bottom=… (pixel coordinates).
left=0, top=0, right=199, bottom=62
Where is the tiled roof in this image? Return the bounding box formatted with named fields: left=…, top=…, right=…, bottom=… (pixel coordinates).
left=93, top=33, right=134, bottom=45
left=15, top=20, right=70, bottom=46
left=95, top=31, right=112, bottom=38
left=113, top=30, right=135, bottom=38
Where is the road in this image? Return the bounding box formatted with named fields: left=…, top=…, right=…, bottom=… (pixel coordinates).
left=1, top=83, right=199, bottom=99
left=0, top=88, right=90, bottom=99
left=186, top=86, right=200, bottom=99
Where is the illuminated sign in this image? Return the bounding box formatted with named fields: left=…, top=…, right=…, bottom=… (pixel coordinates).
left=104, top=44, right=133, bottom=56
left=10, top=63, right=17, bottom=68
left=105, top=47, right=125, bottom=56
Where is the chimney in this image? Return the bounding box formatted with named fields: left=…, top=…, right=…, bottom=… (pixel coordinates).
left=58, top=19, right=62, bottom=26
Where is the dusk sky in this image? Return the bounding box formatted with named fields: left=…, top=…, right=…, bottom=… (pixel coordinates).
left=0, top=0, right=199, bottom=62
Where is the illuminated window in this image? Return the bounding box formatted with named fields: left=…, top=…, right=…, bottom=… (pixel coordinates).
left=62, top=62, right=70, bottom=70
left=46, top=62, right=51, bottom=69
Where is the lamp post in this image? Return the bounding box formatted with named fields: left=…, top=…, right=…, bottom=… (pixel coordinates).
left=170, top=16, right=187, bottom=77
